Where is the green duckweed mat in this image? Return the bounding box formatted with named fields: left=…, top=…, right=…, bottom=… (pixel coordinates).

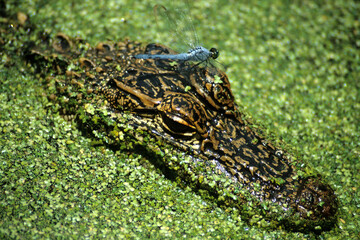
left=1, top=0, right=359, bottom=239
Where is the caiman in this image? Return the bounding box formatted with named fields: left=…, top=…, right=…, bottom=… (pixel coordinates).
left=2, top=12, right=337, bottom=232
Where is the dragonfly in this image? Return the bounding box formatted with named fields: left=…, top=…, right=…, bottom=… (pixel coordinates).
left=135, top=4, right=220, bottom=69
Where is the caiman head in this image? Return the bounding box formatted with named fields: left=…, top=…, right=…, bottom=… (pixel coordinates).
left=30, top=33, right=338, bottom=231
left=107, top=42, right=337, bottom=226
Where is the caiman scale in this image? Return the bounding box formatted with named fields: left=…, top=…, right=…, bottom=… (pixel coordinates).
left=4, top=14, right=337, bottom=231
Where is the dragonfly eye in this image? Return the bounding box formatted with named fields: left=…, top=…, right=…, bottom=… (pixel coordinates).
left=210, top=48, right=219, bottom=59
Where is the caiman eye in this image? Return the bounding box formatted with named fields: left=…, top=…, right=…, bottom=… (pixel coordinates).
left=160, top=112, right=196, bottom=136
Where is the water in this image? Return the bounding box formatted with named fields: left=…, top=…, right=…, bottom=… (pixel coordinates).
left=135, top=4, right=219, bottom=68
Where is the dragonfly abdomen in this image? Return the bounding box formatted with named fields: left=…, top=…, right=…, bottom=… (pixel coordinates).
left=134, top=52, right=189, bottom=60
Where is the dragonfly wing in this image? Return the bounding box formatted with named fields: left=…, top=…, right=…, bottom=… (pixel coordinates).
left=154, top=3, right=200, bottom=52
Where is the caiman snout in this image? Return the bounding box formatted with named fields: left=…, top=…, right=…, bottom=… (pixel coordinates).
left=294, top=177, right=337, bottom=220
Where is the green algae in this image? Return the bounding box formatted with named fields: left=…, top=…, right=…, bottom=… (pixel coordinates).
left=1, top=0, right=359, bottom=239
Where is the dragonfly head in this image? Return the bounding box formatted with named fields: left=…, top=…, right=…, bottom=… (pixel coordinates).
left=210, top=48, right=219, bottom=60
